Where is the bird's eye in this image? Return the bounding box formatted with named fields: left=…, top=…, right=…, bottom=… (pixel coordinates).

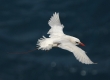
left=76, top=42, right=79, bottom=44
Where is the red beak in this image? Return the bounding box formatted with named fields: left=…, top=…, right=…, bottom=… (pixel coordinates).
left=79, top=42, right=85, bottom=46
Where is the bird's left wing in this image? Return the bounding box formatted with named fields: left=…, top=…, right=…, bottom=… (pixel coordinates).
left=58, top=42, right=96, bottom=64
left=47, top=12, right=65, bottom=37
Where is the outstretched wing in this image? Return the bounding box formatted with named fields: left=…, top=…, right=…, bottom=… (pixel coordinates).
left=58, top=42, right=96, bottom=64
left=48, top=12, right=64, bottom=37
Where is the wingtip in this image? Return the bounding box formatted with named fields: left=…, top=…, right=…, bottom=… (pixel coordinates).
left=86, top=62, right=97, bottom=65
left=54, top=12, right=59, bottom=15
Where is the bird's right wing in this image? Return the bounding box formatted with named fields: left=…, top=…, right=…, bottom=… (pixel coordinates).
left=58, top=42, right=96, bottom=64
left=48, top=12, right=65, bottom=37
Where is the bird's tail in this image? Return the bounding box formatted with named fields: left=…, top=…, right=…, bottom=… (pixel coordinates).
left=36, top=36, right=53, bottom=50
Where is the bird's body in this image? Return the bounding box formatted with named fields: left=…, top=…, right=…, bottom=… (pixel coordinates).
left=37, top=12, right=96, bottom=64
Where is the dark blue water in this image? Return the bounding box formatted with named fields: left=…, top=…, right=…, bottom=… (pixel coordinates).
left=0, top=0, right=110, bottom=80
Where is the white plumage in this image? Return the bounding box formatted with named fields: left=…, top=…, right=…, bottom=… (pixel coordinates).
left=37, top=12, right=96, bottom=64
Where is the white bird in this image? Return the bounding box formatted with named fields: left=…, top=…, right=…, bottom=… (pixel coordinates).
left=37, top=12, right=96, bottom=64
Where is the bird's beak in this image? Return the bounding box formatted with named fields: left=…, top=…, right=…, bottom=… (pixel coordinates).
left=79, top=42, right=85, bottom=46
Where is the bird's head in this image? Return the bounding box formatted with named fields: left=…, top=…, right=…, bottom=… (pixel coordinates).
left=70, top=37, right=85, bottom=46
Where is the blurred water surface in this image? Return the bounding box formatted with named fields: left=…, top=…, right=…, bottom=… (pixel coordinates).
left=0, top=0, right=110, bottom=80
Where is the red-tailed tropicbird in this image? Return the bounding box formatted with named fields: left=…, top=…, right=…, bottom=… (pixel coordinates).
left=37, top=12, right=96, bottom=64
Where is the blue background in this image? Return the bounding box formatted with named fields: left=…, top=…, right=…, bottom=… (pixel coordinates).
left=0, top=0, right=110, bottom=80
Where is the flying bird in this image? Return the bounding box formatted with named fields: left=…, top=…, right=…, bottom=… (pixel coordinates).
left=37, top=12, right=96, bottom=64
